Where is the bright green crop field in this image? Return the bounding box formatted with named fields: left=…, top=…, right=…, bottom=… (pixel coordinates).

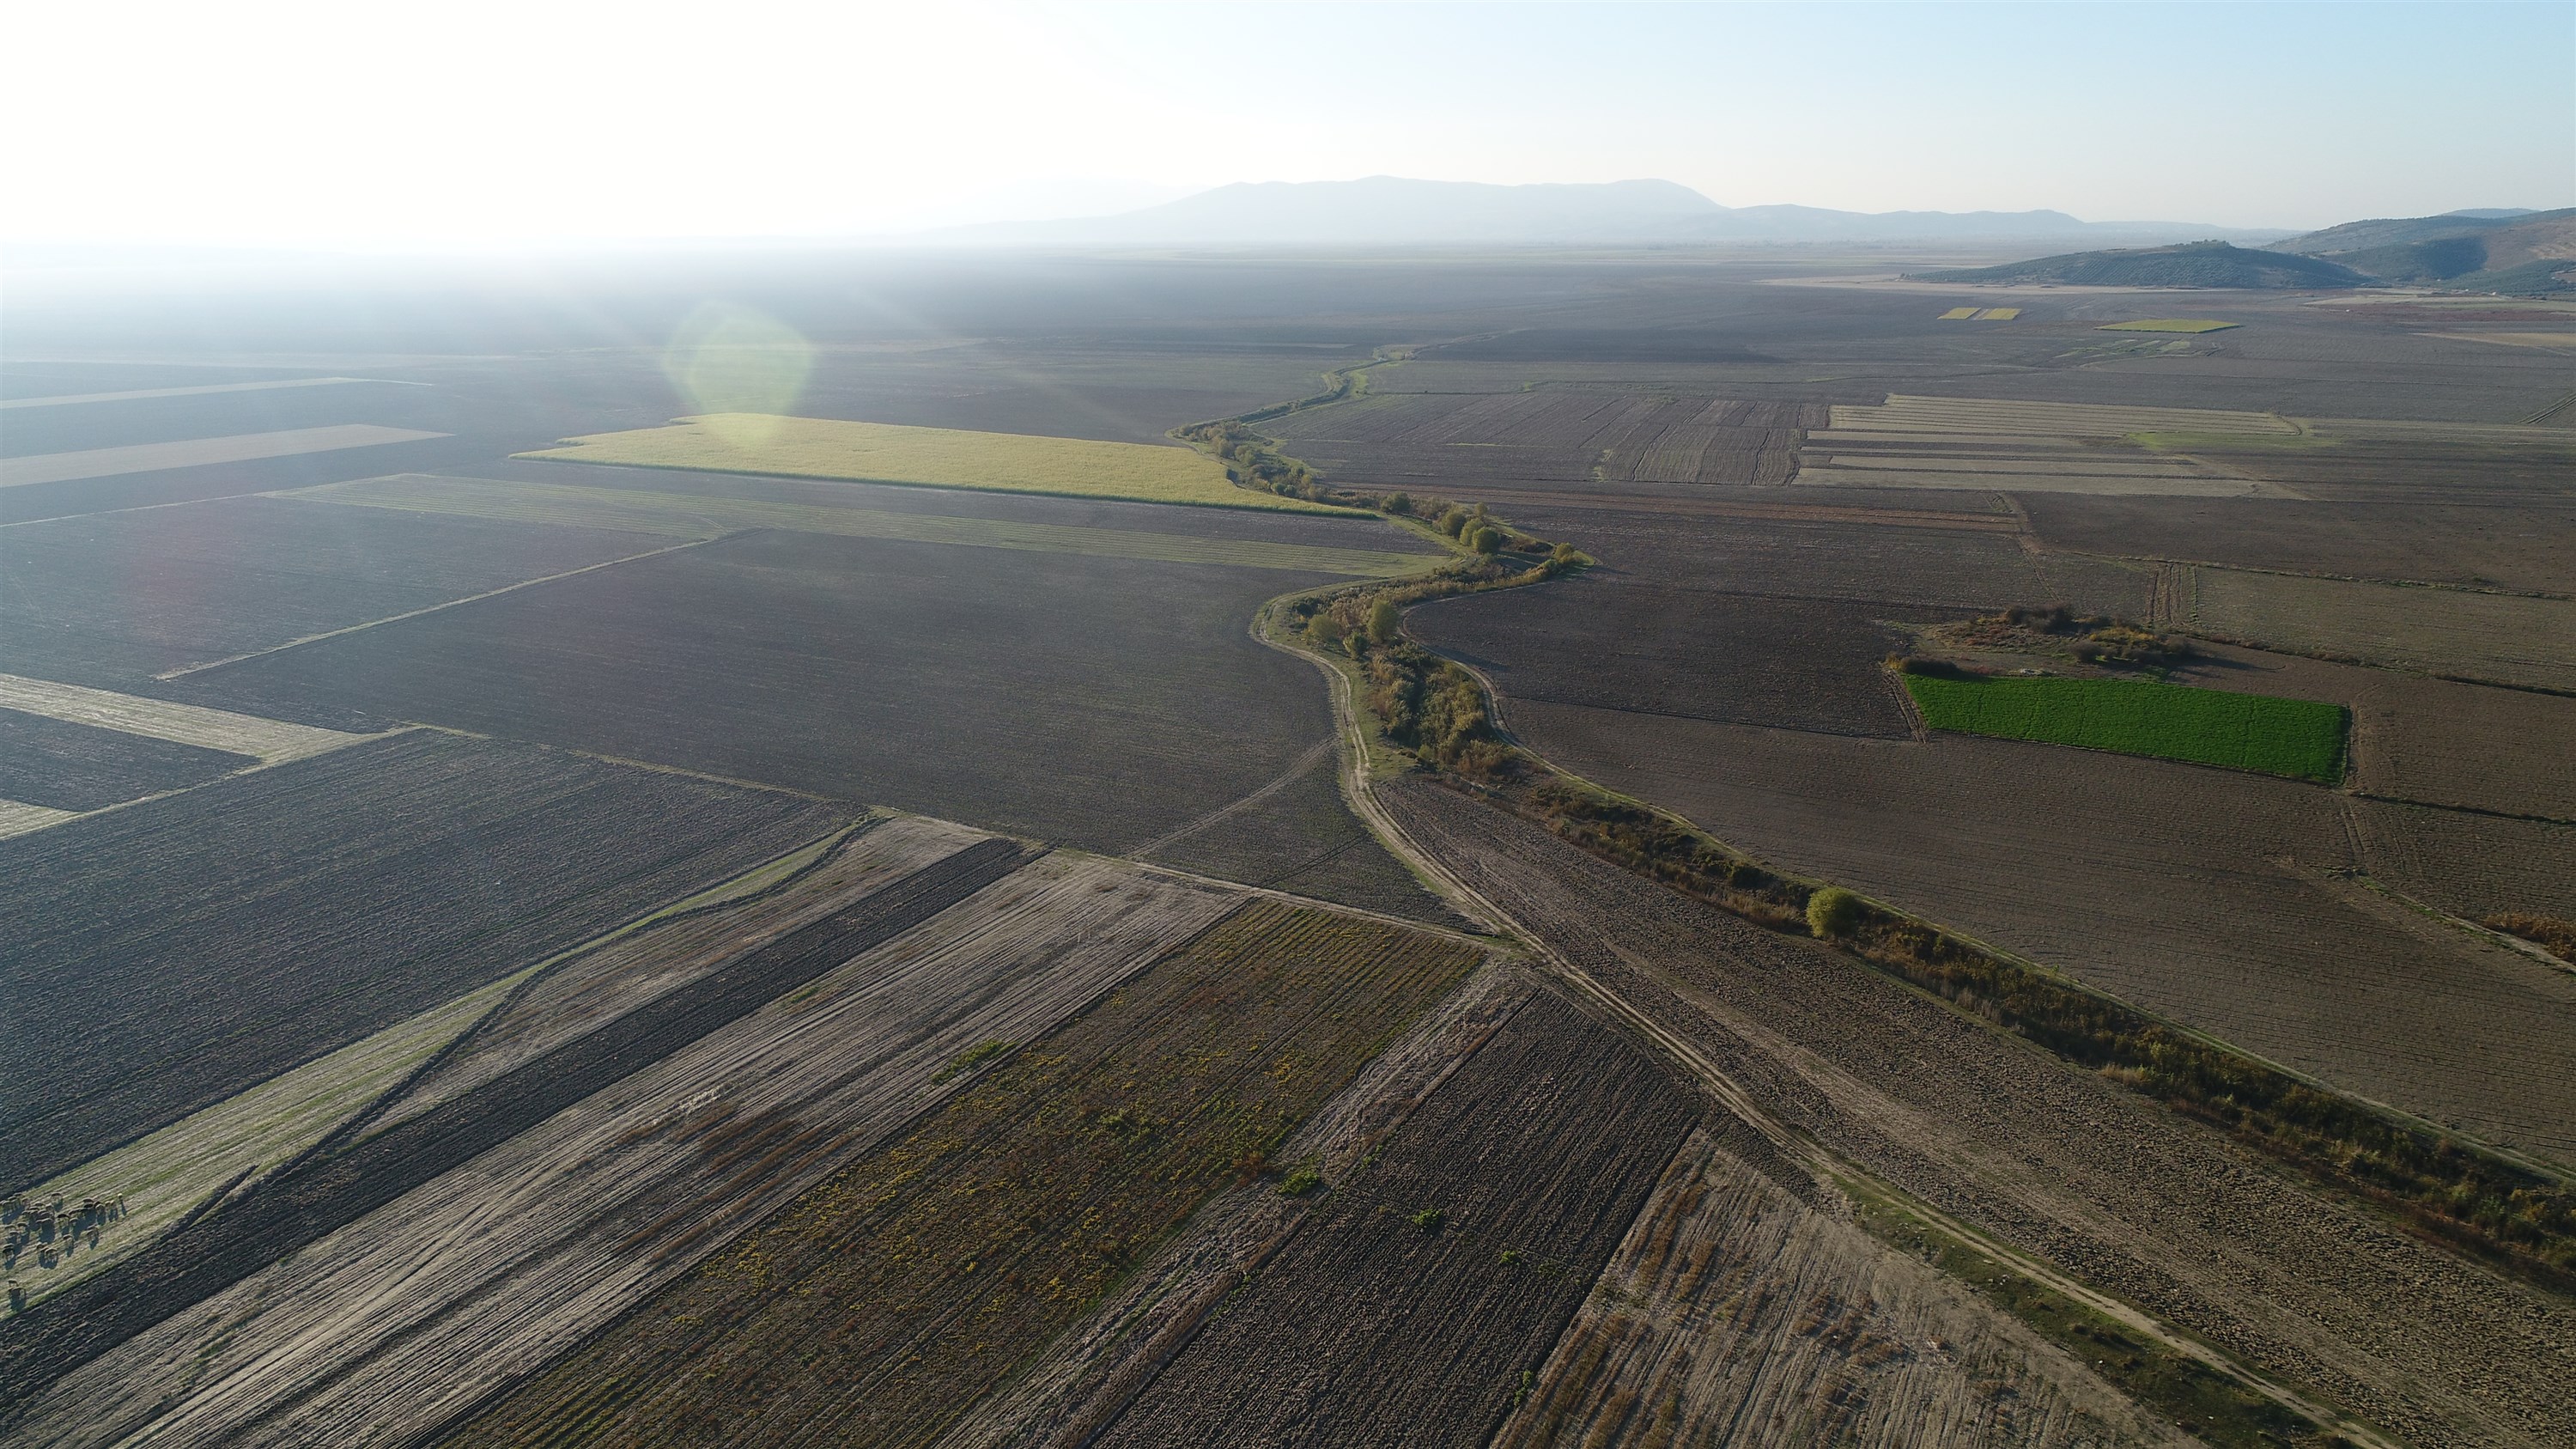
left=1903, top=673, right=2347, bottom=782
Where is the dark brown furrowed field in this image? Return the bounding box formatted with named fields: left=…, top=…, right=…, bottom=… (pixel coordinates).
left=0, top=707, right=251, bottom=810
left=161, top=527, right=1446, bottom=916
left=1088, top=989, right=1700, bottom=1449
left=0, top=730, right=844, bottom=1192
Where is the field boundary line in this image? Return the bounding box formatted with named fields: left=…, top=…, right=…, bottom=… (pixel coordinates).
left=155, top=534, right=729, bottom=680
left=0, top=377, right=421, bottom=411
left=0, top=424, right=453, bottom=490
left=1109, top=854, right=1506, bottom=952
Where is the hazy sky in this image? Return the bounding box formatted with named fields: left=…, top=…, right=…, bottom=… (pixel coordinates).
left=7, top=1, right=2568, bottom=246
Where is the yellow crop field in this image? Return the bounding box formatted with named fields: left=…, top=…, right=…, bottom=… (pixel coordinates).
left=1973, top=307, right=2022, bottom=320
left=2099, top=319, right=2241, bottom=333
left=1937, top=307, right=1979, bottom=320
left=519, top=414, right=1352, bottom=513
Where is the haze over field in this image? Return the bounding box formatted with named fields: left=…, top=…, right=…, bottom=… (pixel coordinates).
left=4, top=0, right=2569, bottom=250
left=6, top=4, right=2576, bottom=1448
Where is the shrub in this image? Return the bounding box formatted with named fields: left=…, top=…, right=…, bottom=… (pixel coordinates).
left=1382, top=490, right=1411, bottom=514
left=2484, top=912, right=2576, bottom=962
left=1410, top=1207, right=1446, bottom=1233
left=1367, top=597, right=1402, bottom=644
left=1305, top=612, right=1346, bottom=649
left=1468, top=527, right=1504, bottom=556
left=1437, top=508, right=1471, bottom=538
left=1278, top=1166, right=1321, bottom=1197
left=1807, top=887, right=1862, bottom=939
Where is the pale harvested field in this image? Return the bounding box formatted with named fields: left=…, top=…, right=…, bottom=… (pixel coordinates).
left=2176, top=642, right=2576, bottom=820
left=1494, top=1129, right=2185, bottom=1449
left=11, top=849, right=1242, bottom=1448
left=1502, top=699, right=2576, bottom=1166
left=0, top=378, right=380, bottom=411
left=284, top=474, right=1431, bottom=576
left=1380, top=777, right=2576, bottom=1448
left=0, top=425, right=448, bottom=487
left=2184, top=567, right=2576, bottom=692
left=0, top=672, right=366, bottom=763
left=1828, top=397, right=2299, bottom=438
left=0, top=798, right=76, bottom=837
left=522, top=414, right=1343, bottom=512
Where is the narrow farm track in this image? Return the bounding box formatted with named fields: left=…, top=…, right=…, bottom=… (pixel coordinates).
left=0, top=837, right=1033, bottom=1430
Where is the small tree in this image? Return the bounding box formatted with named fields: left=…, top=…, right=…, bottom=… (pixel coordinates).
left=1807, top=886, right=1861, bottom=939
left=1383, top=491, right=1412, bottom=515
left=1305, top=612, right=1346, bottom=650
left=1437, top=507, right=1471, bottom=538
left=1469, top=527, right=1504, bottom=556
left=1367, top=597, right=1401, bottom=644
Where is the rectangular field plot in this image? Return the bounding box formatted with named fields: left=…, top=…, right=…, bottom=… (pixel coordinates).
left=2187, top=567, right=2576, bottom=692
left=0, top=730, right=845, bottom=1190
left=2022, top=494, right=2576, bottom=595
left=0, top=424, right=447, bottom=487
left=169, top=530, right=1367, bottom=865
left=523, top=414, right=1346, bottom=512
left=0, top=673, right=361, bottom=762
left=1088, top=989, right=1700, bottom=1449
left=0, top=495, right=671, bottom=688
left=437, top=902, right=1485, bottom=1449
left=0, top=708, right=254, bottom=812
left=285, top=473, right=1432, bottom=575
left=1409, top=579, right=1929, bottom=739
left=1829, top=395, right=2299, bottom=439
left=1904, top=673, right=2348, bottom=782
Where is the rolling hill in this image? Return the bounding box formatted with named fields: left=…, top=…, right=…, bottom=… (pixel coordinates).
left=1909, top=241, right=2369, bottom=289
left=2270, top=207, right=2576, bottom=293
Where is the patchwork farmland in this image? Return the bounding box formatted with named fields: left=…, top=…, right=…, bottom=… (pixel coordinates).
left=4, top=239, right=2571, bottom=1449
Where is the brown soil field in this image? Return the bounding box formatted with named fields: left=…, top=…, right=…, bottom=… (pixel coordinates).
left=1493, top=1128, right=2188, bottom=1448
left=440, top=902, right=1485, bottom=1448
left=0, top=730, right=843, bottom=1192
left=0, top=706, right=252, bottom=811
left=2182, top=567, right=2576, bottom=692
left=1264, top=389, right=1825, bottom=492
left=1378, top=776, right=2576, bottom=1448
left=2174, top=642, right=2576, bottom=820
left=167, top=528, right=1432, bottom=913
left=0, top=495, right=665, bottom=688
left=1408, top=577, right=1934, bottom=738
left=2022, top=494, right=2576, bottom=595
left=11, top=848, right=1262, bottom=1447
left=1086, top=988, right=1702, bottom=1449
left=2351, top=800, right=2576, bottom=926
left=1492, top=699, right=2576, bottom=1167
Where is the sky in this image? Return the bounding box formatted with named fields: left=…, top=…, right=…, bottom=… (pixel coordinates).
left=4, top=0, right=2568, bottom=247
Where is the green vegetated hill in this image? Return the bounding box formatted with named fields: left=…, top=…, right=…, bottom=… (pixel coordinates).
left=1903, top=673, right=2348, bottom=782
left=1910, top=240, right=2367, bottom=290
left=1912, top=211, right=2576, bottom=295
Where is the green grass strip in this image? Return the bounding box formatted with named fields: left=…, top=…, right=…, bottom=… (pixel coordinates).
left=1903, top=673, right=2346, bottom=782
left=279, top=476, right=1436, bottom=578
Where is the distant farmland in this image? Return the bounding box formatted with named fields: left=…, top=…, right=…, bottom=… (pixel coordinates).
left=522, top=415, right=1347, bottom=512
left=1902, top=673, right=2348, bottom=782
left=2101, top=319, right=2241, bottom=333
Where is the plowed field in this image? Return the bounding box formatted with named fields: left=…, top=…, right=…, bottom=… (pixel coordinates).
left=0, top=730, right=843, bottom=1191
left=440, top=902, right=1485, bottom=1448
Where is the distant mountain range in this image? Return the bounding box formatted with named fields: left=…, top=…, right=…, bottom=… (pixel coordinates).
left=916, top=177, right=2287, bottom=248
left=1909, top=208, right=2576, bottom=293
